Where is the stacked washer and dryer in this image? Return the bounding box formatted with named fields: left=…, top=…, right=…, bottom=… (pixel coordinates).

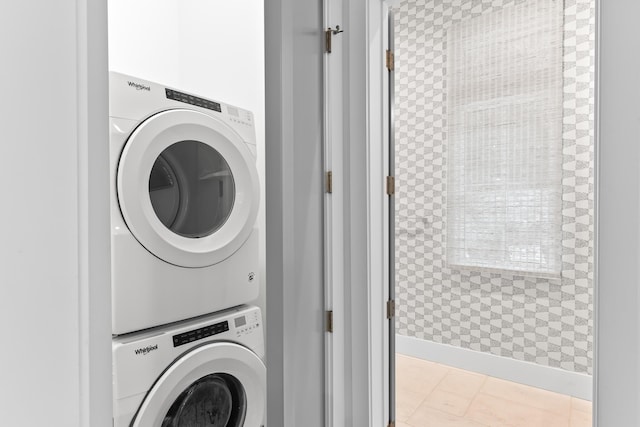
left=109, top=72, right=266, bottom=427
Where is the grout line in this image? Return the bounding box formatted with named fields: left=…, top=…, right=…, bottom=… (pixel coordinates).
left=430, top=364, right=452, bottom=394
left=475, top=390, right=573, bottom=424
left=398, top=358, right=451, bottom=422
left=425, top=406, right=491, bottom=427
left=410, top=366, right=449, bottom=417
left=451, top=369, right=490, bottom=419
left=478, top=373, right=490, bottom=391
left=479, top=381, right=572, bottom=412
left=403, top=392, right=428, bottom=423
left=395, top=371, right=432, bottom=421
left=463, top=370, right=575, bottom=424
left=570, top=396, right=594, bottom=414
left=461, top=374, right=490, bottom=418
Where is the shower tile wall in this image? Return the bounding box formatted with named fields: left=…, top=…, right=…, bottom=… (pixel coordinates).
left=394, top=0, right=595, bottom=374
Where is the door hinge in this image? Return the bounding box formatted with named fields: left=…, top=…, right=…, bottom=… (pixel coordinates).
left=386, top=300, right=396, bottom=319
left=386, top=175, right=395, bottom=196
left=325, top=25, right=344, bottom=54
left=326, top=171, right=333, bottom=194
left=326, top=310, right=334, bottom=333
left=386, top=49, right=395, bottom=71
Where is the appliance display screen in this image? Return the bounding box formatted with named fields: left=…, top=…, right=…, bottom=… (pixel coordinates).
left=234, top=316, right=247, bottom=328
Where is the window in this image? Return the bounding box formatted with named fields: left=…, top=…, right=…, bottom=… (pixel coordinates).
left=446, top=0, right=563, bottom=276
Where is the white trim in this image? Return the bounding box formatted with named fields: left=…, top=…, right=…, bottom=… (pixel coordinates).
left=592, top=0, right=600, bottom=424
left=397, top=335, right=593, bottom=401
left=366, top=1, right=389, bottom=426
left=323, top=0, right=346, bottom=425
left=382, top=3, right=392, bottom=425
left=77, top=0, right=111, bottom=425
left=596, top=0, right=640, bottom=424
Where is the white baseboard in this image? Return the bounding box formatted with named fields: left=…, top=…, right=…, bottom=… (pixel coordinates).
left=396, top=335, right=593, bottom=401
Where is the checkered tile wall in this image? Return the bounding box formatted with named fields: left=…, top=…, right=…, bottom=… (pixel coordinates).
left=394, top=0, right=595, bottom=374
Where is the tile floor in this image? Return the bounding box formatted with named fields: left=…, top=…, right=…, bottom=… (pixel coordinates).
left=396, top=354, right=592, bottom=427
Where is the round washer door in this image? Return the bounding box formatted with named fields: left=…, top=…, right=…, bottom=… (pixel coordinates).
left=118, top=109, right=259, bottom=268
left=133, top=342, right=265, bottom=427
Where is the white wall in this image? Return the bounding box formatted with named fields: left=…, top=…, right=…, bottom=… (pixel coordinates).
left=0, top=1, right=111, bottom=426
left=0, top=3, right=81, bottom=422
left=108, top=0, right=267, bottom=320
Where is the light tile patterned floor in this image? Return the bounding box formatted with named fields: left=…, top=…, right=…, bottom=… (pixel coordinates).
left=396, top=354, right=592, bottom=427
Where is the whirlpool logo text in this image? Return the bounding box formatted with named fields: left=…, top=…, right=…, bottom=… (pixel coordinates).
left=134, top=344, right=158, bottom=356
left=127, top=81, right=151, bottom=91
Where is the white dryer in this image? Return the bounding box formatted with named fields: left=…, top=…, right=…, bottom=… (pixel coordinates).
left=113, top=305, right=266, bottom=427
left=110, top=72, right=260, bottom=335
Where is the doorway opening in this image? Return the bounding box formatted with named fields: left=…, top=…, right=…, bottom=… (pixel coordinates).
left=388, top=1, right=596, bottom=425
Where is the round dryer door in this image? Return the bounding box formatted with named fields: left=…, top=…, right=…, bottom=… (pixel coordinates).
left=132, top=342, right=265, bottom=427
left=117, top=109, right=259, bottom=268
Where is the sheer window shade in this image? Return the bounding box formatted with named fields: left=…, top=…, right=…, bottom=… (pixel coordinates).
left=446, top=0, right=563, bottom=276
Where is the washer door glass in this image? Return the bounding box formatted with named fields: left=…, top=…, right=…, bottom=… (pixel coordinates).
left=162, top=373, right=247, bottom=427
left=131, top=342, right=265, bottom=427
left=149, top=141, right=236, bottom=239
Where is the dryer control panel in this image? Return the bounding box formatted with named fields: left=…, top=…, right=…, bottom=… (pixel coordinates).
left=165, top=88, right=222, bottom=113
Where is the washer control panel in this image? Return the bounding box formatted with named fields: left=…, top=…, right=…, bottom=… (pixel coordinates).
left=234, top=310, right=261, bottom=338
left=226, top=105, right=253, bottom=128
left=172, top=321, right=229, bottom=347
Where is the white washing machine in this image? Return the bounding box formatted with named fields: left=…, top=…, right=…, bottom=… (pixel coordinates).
left=110, top=72, right=260, bottom=335
left=113, top=305, right=266, bottom=427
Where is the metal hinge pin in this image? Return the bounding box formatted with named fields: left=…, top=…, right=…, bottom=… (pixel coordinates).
left=386, top=300, right=396, bottom=319
left=386, top=176, right=395, bottom=196
left=325, top=25, right=345, bottom=54
left=386, top=49, right=395, bottom=71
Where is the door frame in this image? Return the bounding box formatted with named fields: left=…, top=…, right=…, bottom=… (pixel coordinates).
left=386, top=8, right=396, bottom=427
left=321, top=0, right=640, bottom=425
left=336, top=0, right=604, bottom=426
left=323, top=0, right=398, bottom=425
left=323, top=0, right=346, bottom=425
left=365, top=0, right=602, bottom=423
left=363, top=1, right=397, bottom=425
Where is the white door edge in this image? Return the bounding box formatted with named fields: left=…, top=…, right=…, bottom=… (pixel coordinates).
left=323, top=0, right=346, bottom=425
left=362, top=2, right=394, bottom=426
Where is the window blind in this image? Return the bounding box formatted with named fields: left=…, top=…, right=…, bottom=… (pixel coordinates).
left=446, top=0, right=563, bottom=276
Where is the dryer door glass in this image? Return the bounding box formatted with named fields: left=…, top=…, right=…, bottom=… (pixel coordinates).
left=162, top=373, right=247, bottom=427
left=149, top=141, right=236, bottom=238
